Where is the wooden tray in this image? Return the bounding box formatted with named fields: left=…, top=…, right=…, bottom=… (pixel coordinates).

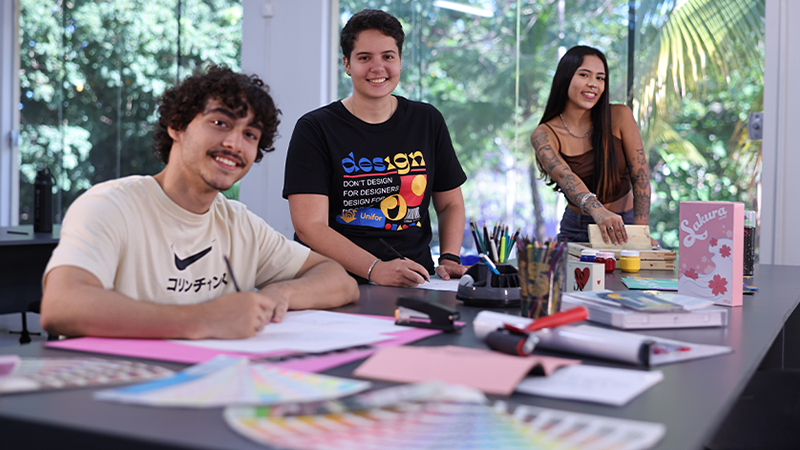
left=567, top=242, right=676, bottom=271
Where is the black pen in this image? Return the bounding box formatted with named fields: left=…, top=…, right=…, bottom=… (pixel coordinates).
left=378, top=238, right=430, bottom=282
left=223, top=256, right=241, bottom=292
left=7, top=230, right=28, bottom=235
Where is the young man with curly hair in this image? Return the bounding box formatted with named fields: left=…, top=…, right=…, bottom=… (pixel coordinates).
left=40, top=66, right=359, bottom=340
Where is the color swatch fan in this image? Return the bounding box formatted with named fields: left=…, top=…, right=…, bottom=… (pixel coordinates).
left=0, top=356, right=173, bottom=394
left=96, top=355, right=371, bottom=407
left=224, top=396, right=665, bottom=450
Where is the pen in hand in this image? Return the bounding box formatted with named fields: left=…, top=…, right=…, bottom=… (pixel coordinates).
left=378, top=238, right=430, bottom=282
left=223, top=256, right=241, bottom=292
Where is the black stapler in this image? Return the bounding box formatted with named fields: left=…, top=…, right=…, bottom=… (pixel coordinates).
left=394, top=296, right=463, bottom=332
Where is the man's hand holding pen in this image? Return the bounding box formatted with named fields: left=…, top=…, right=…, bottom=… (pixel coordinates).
left=219, top=255, right=289, bottom=337
left=369, top=258, right=431, bottom=287
left=192, top=291, right=288, bottom=339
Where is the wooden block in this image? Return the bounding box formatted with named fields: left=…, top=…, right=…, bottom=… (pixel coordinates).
left=588, top=224, right=652, bottom=250
left=567, top=242, right=676, bottom=271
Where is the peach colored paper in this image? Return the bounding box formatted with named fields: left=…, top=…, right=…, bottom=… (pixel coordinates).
left=353, top=345, right=580, bottom=396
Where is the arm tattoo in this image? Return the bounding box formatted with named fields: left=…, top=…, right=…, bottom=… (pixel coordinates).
left=531, top=130, right=549, bottom=149
left=533, top=129, right=594, bottom=206
left=629, top=148, right=651, bottom=224
left=561, top=173, right=585, bottom=204
left=532, top=131, right=563, bottom=174
left=635, top=147, right=647, bottom=167
left=585, top=196, right=603, bottom=212
left=536, top=144, right=562, bottom=174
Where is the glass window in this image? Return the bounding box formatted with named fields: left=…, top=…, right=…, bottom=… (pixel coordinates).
left=18, top=0, right=242, bottom=224
left=337, top=0, right=764, bottom=251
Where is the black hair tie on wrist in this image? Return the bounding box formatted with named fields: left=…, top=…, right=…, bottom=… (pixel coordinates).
left=438, top=253, right=461, bottom=265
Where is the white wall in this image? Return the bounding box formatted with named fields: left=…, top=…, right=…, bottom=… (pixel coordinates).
left=761, top=0, right=800, bottom=265
left=239, top=0, right=335, bottom=238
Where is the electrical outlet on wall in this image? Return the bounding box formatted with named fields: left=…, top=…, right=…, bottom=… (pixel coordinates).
left=748, top=112, right=763, bottom=140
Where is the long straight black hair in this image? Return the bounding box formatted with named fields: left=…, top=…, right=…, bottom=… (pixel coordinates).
left=536, top=46, right=620, bottom=203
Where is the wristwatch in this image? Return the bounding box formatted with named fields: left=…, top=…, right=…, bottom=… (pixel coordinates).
left=438, top=253, right=461, bottom=265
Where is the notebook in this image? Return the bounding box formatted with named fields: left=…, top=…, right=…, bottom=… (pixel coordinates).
left=562, top=292, right=728, bottom=329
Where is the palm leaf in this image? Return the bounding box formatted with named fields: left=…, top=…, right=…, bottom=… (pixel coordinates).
left=644, top=120, right=707, bottom=168
left=635, top=0, right=764, bottom=125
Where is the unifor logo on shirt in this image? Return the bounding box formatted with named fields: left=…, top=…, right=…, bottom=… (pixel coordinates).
left=337, top=150, right=427, bottom=231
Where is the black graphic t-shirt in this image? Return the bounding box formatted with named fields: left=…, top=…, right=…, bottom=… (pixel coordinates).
left=283, top=96, right=466, bottom=278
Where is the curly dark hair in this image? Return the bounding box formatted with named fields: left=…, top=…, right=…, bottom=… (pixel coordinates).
left=340, top=9, right=405, bottom=61
left=152, top=65, right=280, bottom=164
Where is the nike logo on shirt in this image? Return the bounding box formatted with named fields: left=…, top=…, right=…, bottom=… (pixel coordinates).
left=174, top=246, right=213, bottom=271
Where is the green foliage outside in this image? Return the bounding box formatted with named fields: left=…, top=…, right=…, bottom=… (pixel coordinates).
left=18, top=0, right=242, bottom=223
left=634, top=0, right=765, bottom=249
left=18, top=0, right=764, bottom=253
left=339, top=0, right=764, bottom=251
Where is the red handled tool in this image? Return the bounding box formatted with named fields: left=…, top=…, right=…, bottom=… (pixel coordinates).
left=523, top=306, right=588, bottom=332
left=485, top=307, right=588, bottom=357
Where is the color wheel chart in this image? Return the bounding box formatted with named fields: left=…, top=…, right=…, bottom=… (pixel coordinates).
left=224, top=400, right=665, bottom=450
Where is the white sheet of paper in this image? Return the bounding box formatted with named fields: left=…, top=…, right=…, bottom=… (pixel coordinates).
left=516, top=365, right=664, bottom=406
left=174, top=310, right=403, bottom=354
left=413, top=277, right=460, bottom=292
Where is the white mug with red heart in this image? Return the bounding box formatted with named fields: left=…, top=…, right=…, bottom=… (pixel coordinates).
left=566, top=260, right=605, bottom=292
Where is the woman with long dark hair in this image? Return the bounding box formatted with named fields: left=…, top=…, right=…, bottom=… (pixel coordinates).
left=531, top=46, right=653, bottom=245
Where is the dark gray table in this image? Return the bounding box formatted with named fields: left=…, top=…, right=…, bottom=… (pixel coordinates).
left=0, top=224, right=59, bottom=315
left=0, top=264, right=797, bottom=449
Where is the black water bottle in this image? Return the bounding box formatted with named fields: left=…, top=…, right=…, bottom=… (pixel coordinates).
left=34, top=167, right=53, bottom=233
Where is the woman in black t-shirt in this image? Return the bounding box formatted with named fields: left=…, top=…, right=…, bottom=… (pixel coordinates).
left=283, top=9, right=468, bottom=287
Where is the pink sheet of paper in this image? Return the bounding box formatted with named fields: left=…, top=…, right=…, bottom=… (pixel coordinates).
left=46, top=315, right=441, bottom=373
left=353, top=345, right=580, bottom=396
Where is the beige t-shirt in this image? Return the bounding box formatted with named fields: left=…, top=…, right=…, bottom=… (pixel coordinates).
left=45, top=176, right=309, bottom=304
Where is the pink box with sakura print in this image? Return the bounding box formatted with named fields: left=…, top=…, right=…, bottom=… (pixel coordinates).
left=678, top=201, right=744, bottom=307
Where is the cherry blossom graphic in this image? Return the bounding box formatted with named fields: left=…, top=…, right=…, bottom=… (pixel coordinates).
left=708, top=274, right=728, bottom=296
left=720, top=245, right=732, bottom=258
left=685, top=268, right=699, bottom=280
left=710, top=237, right=718, bottom=247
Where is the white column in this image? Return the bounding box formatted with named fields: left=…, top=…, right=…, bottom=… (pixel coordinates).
left=762, top=0, right=800, bottom=265
left=239, top=0, right=335, bottom=238
left=0, top=0, right=20, bottom=226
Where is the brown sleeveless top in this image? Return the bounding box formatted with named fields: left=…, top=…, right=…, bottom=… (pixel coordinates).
left=544, top=123, right=631, bottom=207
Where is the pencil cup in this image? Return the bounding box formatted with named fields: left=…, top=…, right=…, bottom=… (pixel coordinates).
left=517, top=242, right=568, bottom=320
left=455, top=263, right=520, bottom=308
